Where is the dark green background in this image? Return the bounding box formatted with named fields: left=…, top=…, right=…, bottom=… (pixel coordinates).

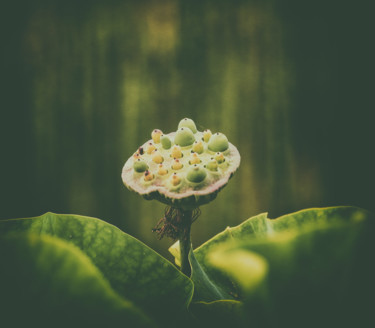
left=1, top=0, right=373, bottom=256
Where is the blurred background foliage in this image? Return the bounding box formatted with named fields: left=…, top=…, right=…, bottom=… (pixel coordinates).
left=1, top=0, right=373, bottom=257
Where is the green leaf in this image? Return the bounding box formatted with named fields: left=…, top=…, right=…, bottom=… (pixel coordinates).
left=189, top=247, right=229, bottom=301
left=169, top=213, right=269, bottom=300
left=189, top=300, right=245, bottom=328
left=0, top=232, right=152, bottom=327
left=169, top=241, right=231, bottom=303
left=206, top=207, right=375, bottom=327
left=0, top=213, right=193, bottom=324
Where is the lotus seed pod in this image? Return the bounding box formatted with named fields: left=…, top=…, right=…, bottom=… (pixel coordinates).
left=146, top=143, right=156, bottom=154
left=174, top=127, right=195, bottom=147
left=215, top=152, right=225, bottom=164
left=161, top=135, right=172, bottom=149
left=151, top=129, right=163, bottom=143
left=171, top=173, right=182, bottom=186
left=152, top=151, right=164, bottom=164
left=192, top=140, right=204, bottom=154
left=189, top=152, right=201, bottom=165
left=171, top=159, right=183, bottom=170
left=205, top=159, right=218, bottom=171
left=203, top=129, right=212, bottom=143
left=178, top=118, right=197, bottom=134
left=133, top=159, right=149, bottom=173
left=171, top=145, right=183, bottom=159
left=186, top=165, right=207, bottom=183
left=143, top=170, right=154, bottom=181
left=208, top=133, right=229, bottom=152
left=158, top=164, right=168, bottom=176
left=122, top=118, right=241, bottom=210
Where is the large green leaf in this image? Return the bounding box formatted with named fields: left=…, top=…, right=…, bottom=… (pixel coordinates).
left=0, top=213, right=193, bottom=325
left=169, top=207, right=374, bottom=326
left=0, top=232, right=152, bottom=327
left=206, top=207, right=375, bottom=327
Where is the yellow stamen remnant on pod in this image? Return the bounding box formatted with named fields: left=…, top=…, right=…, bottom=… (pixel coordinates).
left=146, top=143, right=156, bottom=154
left=152, top=151, right=164, bottom=164
left=133, top=153, right=141, bottom=160
left=143, top=170, right=154, bottom=181
left=192, top=140, right=204, bottom=154
left=189, top=152, right=201, bottom=164
left=171, top=145, right=183, bottom=159
left=206, top=159, right=218, bottom=171
left=171, top=159, right=183, bottom=170
left=158, top=164, right=168, bottom=176
left=215, top=152, right=225, bottom=164
left=203, top=129, right=212, bottom=143
left=171, top=173, right=181, bottom=186
left=151, top=129, right=163, bottom=143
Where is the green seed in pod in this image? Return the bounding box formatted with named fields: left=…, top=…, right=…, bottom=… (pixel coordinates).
left=161, top=135, right=172, bottom=149
left=208, top=133, right=229, bottom=152
left=133, top=159, right=149, bottom=173
left=174, top=127, right=195, bottom=147
left=178, top=118, right=197, bottom=134
left=186, top=164, right=207, bottom=183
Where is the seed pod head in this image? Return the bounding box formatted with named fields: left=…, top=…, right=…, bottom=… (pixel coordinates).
left=208, top=133, right=229, bottom=152
left=133, top=159, right=148, bottom=173
left=151, top=129, right=163, bottom=143
left=161, top=135, right=172, bottom=149
left=186, top=165, right=207, bottom=183
left=122, top=119, right=240, bottom=210
left=178, top=118, right=197, bottom=134
left=174, top=127, right=195, bottom=147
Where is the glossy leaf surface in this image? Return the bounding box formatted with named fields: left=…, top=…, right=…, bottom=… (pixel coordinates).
left=0, top=233, right=151, bottom=327
left=170, top=207, right=374, bottom=327
left=205, top=207, right=375, bottom=327
left=0, top=213, right=193, bottom=325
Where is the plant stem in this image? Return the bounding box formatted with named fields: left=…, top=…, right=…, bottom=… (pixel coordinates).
left=179, top=209, right=192, bottom=277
